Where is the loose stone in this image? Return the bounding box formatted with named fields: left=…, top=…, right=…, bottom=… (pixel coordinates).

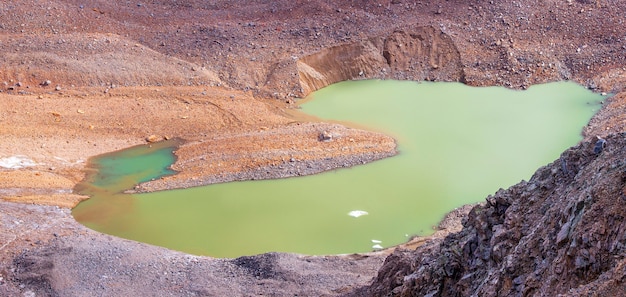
left=146, top=135, right=161, bottom=143
left=593, top=137, right=606, bottom=154
left=319, top=131, right=333, bottom=142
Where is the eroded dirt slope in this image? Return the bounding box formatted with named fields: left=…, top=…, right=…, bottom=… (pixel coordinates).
left=1, top=0, right=626, bottom=296
left=2, top=0, right=626, bottom=95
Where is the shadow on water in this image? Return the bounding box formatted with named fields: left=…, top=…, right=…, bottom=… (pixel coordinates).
left=72, top=80, right=605, bottom=258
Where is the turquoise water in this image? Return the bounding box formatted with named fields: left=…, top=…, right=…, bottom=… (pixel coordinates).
left=79, top=139, right=179, bottom=193
left=72, top=80, right=604, bottom=258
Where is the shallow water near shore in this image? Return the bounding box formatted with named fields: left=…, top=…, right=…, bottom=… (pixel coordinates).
left=73, top=80, right=604, bottom=257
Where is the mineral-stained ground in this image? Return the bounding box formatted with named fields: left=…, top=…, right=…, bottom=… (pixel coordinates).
left=1, top=0, right=626, bottom=296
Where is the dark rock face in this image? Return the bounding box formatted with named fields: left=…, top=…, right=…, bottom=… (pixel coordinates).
left=360, top=133, right=626, bottom=296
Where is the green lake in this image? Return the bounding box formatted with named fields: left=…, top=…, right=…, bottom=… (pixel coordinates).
left=72, top=80, right=604, bottom=258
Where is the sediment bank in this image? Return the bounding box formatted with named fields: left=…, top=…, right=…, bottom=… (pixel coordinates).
left=1, top=0, right=626, bottom=295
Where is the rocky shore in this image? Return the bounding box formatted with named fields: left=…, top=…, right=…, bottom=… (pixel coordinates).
left=2, top=0, right=626, bottom=296
left=355, top=132, right=626, bottom=296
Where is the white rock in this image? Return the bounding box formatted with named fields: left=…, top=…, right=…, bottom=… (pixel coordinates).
left=0, top=156, right=37, bottom=169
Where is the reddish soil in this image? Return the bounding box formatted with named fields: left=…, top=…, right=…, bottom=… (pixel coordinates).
left=1, top=0, right=626, bottom=296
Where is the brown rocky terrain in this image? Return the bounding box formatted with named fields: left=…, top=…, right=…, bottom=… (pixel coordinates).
left=356, top=131, right=626, bottom=296
left=1, top=0, right=626, bottom=296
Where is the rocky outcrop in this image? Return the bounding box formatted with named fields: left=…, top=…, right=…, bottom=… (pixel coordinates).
left=358, top=133, right=626, bottom=296
left=296, top=25, right=464, bottom=94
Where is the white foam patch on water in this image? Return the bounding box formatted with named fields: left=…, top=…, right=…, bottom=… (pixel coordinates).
left=0, top=156, right=37, bottom=169
left=348, top=210, right=368, bottom=218
left=371, top=239, right=383, bottom=249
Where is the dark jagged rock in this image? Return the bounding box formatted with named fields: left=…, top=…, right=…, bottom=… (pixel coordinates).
left=358, top=133, right=626, bottom=296
left=594, top=137, right=607, bottom=154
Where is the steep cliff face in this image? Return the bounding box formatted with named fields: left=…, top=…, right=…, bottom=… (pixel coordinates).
left=296, top=26, right=464, bottom=94
left=382, top=26, right=464, bottom=83
left=360, top=133, right=626, bottom=296
left=297, top=40, right=388, bottom=94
